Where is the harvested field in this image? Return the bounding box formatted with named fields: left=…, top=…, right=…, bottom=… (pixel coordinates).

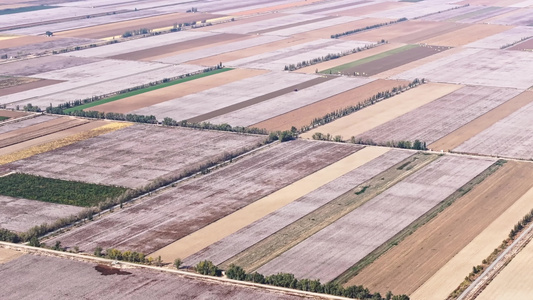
left=183, top=148, right=412, bottom=267
left=454, top=96, right=533, bottom=160
left=284, top=0, right=369, bottom=14
left=412, top=185, right=533, bottom=300
left=0, top=56, right=100, bottom=76
left=256, top=156, right=495, bottom=282
left=0, top=110, right=26, bottom=120
left=420, top=23, right=513, bottom=47
left=207, top=76, right=372, bottom=126
left=0, top=254, right=313, bottom=300
left=391, top=48, right=533, bottom=89
left=342, top=20, right=468, bottom=45
left=430, top=91, right=533, bottom=151
left=250, top=15, right=335, bottom=35
left=366, top=2, right=457, bottom=19
left=0, top=122, right=131, bottom=165
left=0, top=79, right=62, bottom=98
left=486, top=7, right=533, bottom=26
left=0, top=248, right=22, bottom=264
left=190, top=76, right=335, bottom=124
left=0, top=195, right=84, bottom=233
left=301, top=83, right=461, bottom=141
left=0, top=116, right=89, bottom=149
left=46, top=140, right=360, bottom=254
left=509, top=36, right=533, bottom=50
left=252, top=79, right=409, bottom=132
left=131, top=71, right=315, bottom=121
left=294, top=17, right=392, bottom=40
left=0, top=35, right=53, bottom=49
left=56, top=12, right=221, bottom=39
left=454, top=7, right=519, bottom=23
left=324, top=2, right=411, bottom=17
left=350, top=160, right=533, bottom=295
left=0, top=37, right=98, bottom=58
left=209, top=14, right=323, bottom=35
left=355, top=86, right=522, bottom=146
left=90, top=68, right=267, bottom=114
left=418, top=5, right=494, bottom=22
left=155, top=146, right=386, bottom=263
left=1, top=124, right=264, bottom=188
left=229, top=0, right=323, bottom=16
left=265, top=16, right=361, bottom=37
left=324, top=44, right=450, bottom=77
left=0, top=76, right=40, bottom=89
left=0, top=115, right=57, bottom=135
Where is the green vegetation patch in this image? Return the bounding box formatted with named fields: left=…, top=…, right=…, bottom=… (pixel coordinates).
left=0, top=5, right=57, bottom=15
left=64, top=68, right=233, bottom=113
left=0, top=116, right=9, bottom=121
left=0, top=173, right=128, bottom=207
left=320, top=44, right=418, bottom=74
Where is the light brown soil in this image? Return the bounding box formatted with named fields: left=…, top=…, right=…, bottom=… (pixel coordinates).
left=336, top=1, right=412, bottom=17
left=56, top=13, right=223, bottom=39
left=0, top=248, right=23, bottom=264
left=430, top=91, right=533, bottom=151
left=252, top=79, right=409, bottom=131
left=250, top=15, right=335, bottom=35
left=109, top=33, right=244, bottom=61
left=230, top=0, right=324, bottom=16
left=0, top=35, right=57, bottom=49
left=149, top=147, right=384, bottom=262
left=509, top=38, right=533, bottom=51
left=0, top=77, right=40, bottom=89
left=295, top=17, right=393, bottom=40
left=90, top=68, right=267, bottom=114
left=300, top=83, right=462, bottom=140
left=421, top=23, right=513, bottom=47
left=195, top=13, right=283, bottom=31
left=0, top=79, right=62, bottom=97
left=349, top=161, right=533, bottom=296
left=455, top=0, right=523, bottom=5
left=0, top=110, right=27, bottom=119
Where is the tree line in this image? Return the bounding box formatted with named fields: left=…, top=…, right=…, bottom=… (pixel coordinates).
left=284, top=40, right=386, bottom=71
left=331, top=18, right=407, bottom=39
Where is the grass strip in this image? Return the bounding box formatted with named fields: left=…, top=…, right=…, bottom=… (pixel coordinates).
left=0, top=6, right=57, bottom=15
left=334, top=159, right=506, bottom=285
left=0, top=116, right=9, bottom=121
left=64, top=68, right=233, bottom=113
left=320, top=45, right=418, bottom=74
left=0, top=173, right=128, bottom=207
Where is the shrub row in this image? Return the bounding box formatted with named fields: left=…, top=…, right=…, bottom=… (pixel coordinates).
left=330, top=18, right=407, bottom=39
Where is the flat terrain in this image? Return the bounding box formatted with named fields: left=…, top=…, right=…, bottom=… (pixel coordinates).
left=420, top=23, right=512, bottom=47
left=0, top=125, right=264, bottom=188
left=350, top=160, right=533, bottom=295
left=301, top=83, right=461, bottom=140
left=0, top=248, right=23, bottom=264
left=46, top=140, right=360, bottom=254
left=0, top=254, right=314, bottom=300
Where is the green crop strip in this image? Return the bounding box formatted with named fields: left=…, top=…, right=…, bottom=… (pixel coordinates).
left=64, top=68, right=233, bottom=113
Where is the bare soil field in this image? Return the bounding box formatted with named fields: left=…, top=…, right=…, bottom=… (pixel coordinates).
left=265, top=16, right=361, bottom=37
left=456, top=0, right=523, bottom=5
left=0, top=254, right=313, bottom=300
left=209, top=14, right=323, bottom=35
left=412, top=185, right=533, bottom=300
left=301, top=83, right=461, bottom=141
left=420, top=23, right=513, bottom=47
left=207, top=76, right=372, bottom=127
left=336, top=45, right=450, bottom=77
left=0, top=195, right=84, bottom=233
left=230, top=0, right=323, bottom=16
left=0, top=76, right=40, bottom=89
left=250, top=15, right=334, bottom=35
left=330, top=2, right=411, bottom=17
left=430, top=91, right=533, bottom=151
left=0, top=56, right=100, bottom=76
left=155, top=146, right=386, bottom=263
left=350, top=160, right=533, bottom=295
left=418, top=5, right=493, bottom=22
left=365, top=2, right=458, bottom=19
left=0, top=37, right=98, bottom=58
left=0, top=78, right=63, bottom=97
left=1, top=124, right=264, bottom=188
left=0, top=247, right=23, bottom=264
left=0, top=35, right=53, bottom=49
left=455, top=7, right=519, bottom=23
left=485, top=7, right=533, bottom=26
left=391, top=48, right=533, bottom=89
left=183, top=148, right=411, bottom=267
left=454, top=96, right=533, bottom=160
left=195, top=13, right=283, bottom=31
left=256, top=156, right=495, bottom=282
left=0, top=110, right=26, bottom=120
left=355, top=86, right=522, bottom=145
left=55, top=12, right=222, bottom=39
left=46, top=140, right=360, bottom=254
left=90, top=68, right=268, bottom=114
left=0, top=115, right=57, bottom=135
left=464, top=26, right=533, bottom=49
left=295, top=17, right=392, bottom=40
left=252, top=79, right=409, bottom=132
left=509, top=36, right=533, bottom=50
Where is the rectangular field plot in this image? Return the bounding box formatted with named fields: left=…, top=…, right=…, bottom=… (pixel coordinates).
left=0, top=195, right=84, bottom=233
left=391, top=48, right=533, bottom=89
left=465, top=26, right=533, bottom=49
left=208, top=13, right=323, bottom=34
left=183, top=149, right=412, bottom=266
left=487, top=7, right=533, bottom=25
left=0, top=56, right=100, bottom=77
left=206, top=76, right=373, bottom=127
left=0, top=255, right=306, bottom=300
left=454, top=95, right=533, bottom=160
left=46, top=140, right=360, bottom=254
left=0, top=115, right=58, bottom=135
left=131, top=71, right=315, bottom=121
left=0, top=37, right=98, bottom=58
left=365, top=2, right=458, bottom=19
left=354, top=86, right=522, bottom=146
left=256, top=155, right=495, bottom=282
left=0, top=124, right=265, bottom=189
left=265, top=16, right=361, bottom=37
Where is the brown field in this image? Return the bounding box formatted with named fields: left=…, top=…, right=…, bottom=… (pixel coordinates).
left=195, top=13, right=282, bottom=31
left=251, top=15, right=335, bottom=35
left=109, top=33, right=245, bottom=61
left=300, top=83, right=462, bottom=140
left=0, top=247, right=23, bottom=264
left=151, top=147, right=386, bottom=263
left=509, top=37, right=533, bottom=51
left=350, top=160, right=533, bottom=295
left=0, top=35, right=52, bottom=49
left=56, top=13, right=223, bottom=39
left=0, top=110, right=26, bottom=119
left=430, top=91, right=533, bottom=151
left=90, top=68, right=267, bottom=114
left=46, top=140, right=360, bottom=254
left=0, top=116, right=89, bottom=148
left=412, top=185, right=533, bottom=300
left=231, top=0, right=324, bottom=16
left=328, top=2, right=410, bottom=17
left=300, top=1, right=367, bottom=14
left=252, top=79, right=409, bottom=131
left=456, top=0, right=523, bottom=5
left=0, top=254, right=314, bottom=300
left=297, top=42, right=403, bottom=74
left=420, top=23, right=513, bottom=47
left=0, top=77, right=38, bottom=89
left=187, top=36, right=315, bottom=66
left=0, top=79, right=63, bottom=97
left=294, top=17, right=392, bottom=40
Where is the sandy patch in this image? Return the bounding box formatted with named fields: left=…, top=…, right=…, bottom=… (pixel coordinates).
left=0, top=247, right=23, bottom=264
